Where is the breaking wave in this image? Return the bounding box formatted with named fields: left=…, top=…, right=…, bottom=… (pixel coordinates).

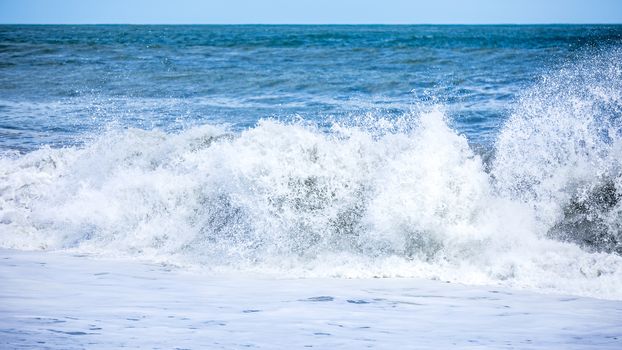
left=1, top=49, right=622, bottom=299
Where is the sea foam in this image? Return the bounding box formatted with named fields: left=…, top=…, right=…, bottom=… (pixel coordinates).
left=1, top=50, right=621, bottom=299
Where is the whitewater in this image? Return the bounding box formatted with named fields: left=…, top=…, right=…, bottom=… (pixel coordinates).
left=2, top=48, right=622, bottom=299
left=1, top=26, right=622, bottom=348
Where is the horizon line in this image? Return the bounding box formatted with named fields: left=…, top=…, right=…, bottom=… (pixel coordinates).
left=1, top=22, right=621, bottom=26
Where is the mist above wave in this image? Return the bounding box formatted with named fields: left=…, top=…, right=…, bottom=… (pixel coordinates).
left=493, top=48, right=622, bottom=255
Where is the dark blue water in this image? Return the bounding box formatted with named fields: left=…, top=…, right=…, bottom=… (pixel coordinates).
left=1, top=25, right=621, bottom=151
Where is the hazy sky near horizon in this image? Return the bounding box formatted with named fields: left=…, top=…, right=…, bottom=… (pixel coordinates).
left=1, top=0, right=621, bottom=24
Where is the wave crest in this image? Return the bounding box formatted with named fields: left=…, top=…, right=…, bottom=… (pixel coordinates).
left=2, top=50, right=622, bottom=299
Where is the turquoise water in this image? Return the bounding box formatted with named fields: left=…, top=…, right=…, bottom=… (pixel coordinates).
left=1, top=25, right=621, bottom=150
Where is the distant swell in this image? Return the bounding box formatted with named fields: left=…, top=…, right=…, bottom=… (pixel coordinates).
left=1, top=49, right=621, bottom=299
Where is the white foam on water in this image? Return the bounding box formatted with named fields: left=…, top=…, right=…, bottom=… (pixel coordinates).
left=2, top=249, right=621, bottom=349
left=1, top=50, right=622, bottom=300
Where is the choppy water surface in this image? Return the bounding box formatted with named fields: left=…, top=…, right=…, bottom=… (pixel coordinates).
left=1, top=25, right=620, bottom=149
left=1, top=25, right=622, bottom=299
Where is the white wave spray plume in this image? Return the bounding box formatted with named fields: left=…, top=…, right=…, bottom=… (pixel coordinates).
left=1, top=49, right=622, bottom=299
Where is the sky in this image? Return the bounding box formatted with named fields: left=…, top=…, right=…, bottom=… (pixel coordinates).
left=0, top=0, right=621, bottom=24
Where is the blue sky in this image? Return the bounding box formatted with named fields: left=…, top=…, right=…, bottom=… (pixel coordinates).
left=1, top=0, right=621, bottom=24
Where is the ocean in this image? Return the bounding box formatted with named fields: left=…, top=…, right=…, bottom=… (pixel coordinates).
left=1, top=25, right=622, bottom=348
left=2, top=24, right=621, bottom=150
